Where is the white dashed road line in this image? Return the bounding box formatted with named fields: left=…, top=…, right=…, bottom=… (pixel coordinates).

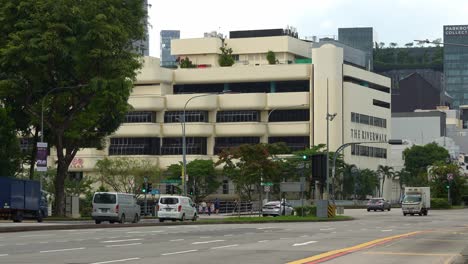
left=90, top=257, right=140, bottom=264
left=381, top=229, right=393, bottom=232
left=101, top=239, right=142, bottom=243
left=292, top=241, right=318, bottom=247
left=161, top=249, right=198, bottom=256
left=211, top=244, right=239, bottom=249
left=192, top=240, right=225, bottom=245
left=0, top=254, right=8, bottom=257
left=170, top=239, right=184, bottom=242
left=40, top=247, right=85, bottom=253
left=20, top=234, right=53, bottom=238
left=319, top=228, right=336, bottom=231
left=224, top=234, right=233, bottom=237
left=258, top=240, right=269, bottom=243
left=105, top=243, right=142, bottom=248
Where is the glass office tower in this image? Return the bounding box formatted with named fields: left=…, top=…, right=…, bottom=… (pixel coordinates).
left=444, top=25, right=468, bottom=108
left=338, top=27, right=375, bottom=70
left=160, top=30, right=180, bottom=68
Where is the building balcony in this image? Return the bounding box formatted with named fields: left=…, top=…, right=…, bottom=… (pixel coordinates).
left=267, top=92, right=310, bottom=109
left=218, top=93, right=266, bottom=110
left=215, top=123, right=266, bottom=136
left=114, top=123, right=161, bottom=137
left=162, top=123, right=214, bottom=137
left=268, top=122, right=310, bottom=136
left=128, top=96, right=165, bottom=111
left=165, top=94, right=218, bottom=110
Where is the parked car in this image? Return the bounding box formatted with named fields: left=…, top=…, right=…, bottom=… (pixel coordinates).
left=367, top=198, right=391, bottom=212
left=262, top=201, right=294, bottom=216
left=157, top=195, right=197, bottom=222
left=92, top=192, right=140, bottom=224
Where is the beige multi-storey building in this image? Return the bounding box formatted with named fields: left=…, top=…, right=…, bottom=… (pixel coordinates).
left=64, top=32, right=392, bottom=195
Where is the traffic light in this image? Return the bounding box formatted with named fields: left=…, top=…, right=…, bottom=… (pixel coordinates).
left=446, top=185, right=450, bottom=189
left=189, top=188, right=194, bottom=195
left=141, top=183, right=147, bottom=193
left=147, top=183, right=153, bottom=193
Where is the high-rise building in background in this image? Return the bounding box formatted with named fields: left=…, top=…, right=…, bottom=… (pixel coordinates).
left=338, top=27, right=375, bottom=70
left=160, top=30, right=180, bottom=68
left=444, top=25, right=468, bottom=108
left=132, top=0, right=150, bottom=56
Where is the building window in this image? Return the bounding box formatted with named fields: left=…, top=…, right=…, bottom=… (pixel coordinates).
left=373, top=99, right=391, bottom=109
left=174, top=83, right=224, bottom=94
left=268, top=136, right=309, bottom=152
left=351, top=112, right=386, bottom=128
left=161, top=137, right=207, bottom=155
left=109, top=137, right=160, bottom=155
left=214, top=137, right=260, bottom=154
left=275, top=80, right=310, bottom=92
left=268, top=109, right=309, bottom=122
left=222, top=180, right=229, bottom=194
left=216, top=111, right=260, bottom=122
left=124, top=111, right=156, bottom=123
left=164, top=111, right=208, bottom=123
left=351, top=145, right=387, bottom=159
left=229, top=82, right=270, bottom=93
left=343, top=76, right=390, bottom=93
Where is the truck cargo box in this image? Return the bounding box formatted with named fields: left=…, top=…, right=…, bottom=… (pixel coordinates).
left=0, top=177, right=40, bottom=211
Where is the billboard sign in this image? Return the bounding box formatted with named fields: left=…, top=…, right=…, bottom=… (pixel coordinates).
left=444, top=25, right=468, bottom=36
left=36, top=142, right=48, bottom=172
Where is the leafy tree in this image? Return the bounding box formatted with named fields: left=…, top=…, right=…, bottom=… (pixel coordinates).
left=266, top=51, right=276, bottom=65
left=216, top=143, right=287, bottom=201
left=429, top=161, right=466, bottom=205
left=403, top=143, right=449, bottom=178
left=377, top=165, right=394, bottom=196
left=0, top=0, right=147, bottom=215
left=179, top=57, right=196, bottom=68
left=404, top=42, right=414, bottom=48
left=165, top=160, right=220, bottom=202
left=0, top=107, right=21, bottom=177
left=95, top=158, right=160, bottom=197
left=219, top=43, right=235, bottom=67
left=389, top=42, right=398, bottom=48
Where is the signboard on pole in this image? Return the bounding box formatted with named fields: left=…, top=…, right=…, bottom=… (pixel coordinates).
left=36, top=142, right=48, bottom=172
left=162, top=179, right=182, bottom=184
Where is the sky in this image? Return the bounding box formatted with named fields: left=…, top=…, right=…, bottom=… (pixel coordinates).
left=147, top=0, right=468, bottom=57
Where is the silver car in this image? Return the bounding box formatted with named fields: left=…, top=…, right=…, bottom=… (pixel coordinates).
left=262, top=201, right=294, bottom=217
left=92, top=192, right=141, bottom=224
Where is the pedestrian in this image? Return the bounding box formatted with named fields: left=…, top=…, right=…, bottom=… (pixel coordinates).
left=214, top=198, right=220, bottom=215
left=201, top=201, right=207, bottom=215
left=207, top=201, right=212, bottom=216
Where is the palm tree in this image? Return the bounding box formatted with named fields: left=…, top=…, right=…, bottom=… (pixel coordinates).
left=377, top=165, right=394, bottom=197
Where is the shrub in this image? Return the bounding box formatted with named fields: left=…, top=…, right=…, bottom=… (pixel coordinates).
left=266, top=51, right=276, bottom=64
left=294, top=205, right=316, bottom=216
left=431, top=198, right=450, bottom=209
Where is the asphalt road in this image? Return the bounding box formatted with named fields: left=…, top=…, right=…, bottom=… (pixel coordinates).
left=0, top=209, right=467, bottom=264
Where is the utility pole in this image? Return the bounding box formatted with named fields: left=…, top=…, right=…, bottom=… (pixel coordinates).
left=144, top=177, right=148, bottom=216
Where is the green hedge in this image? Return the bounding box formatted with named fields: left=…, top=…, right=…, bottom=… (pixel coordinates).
left=293, top=205, right=316, bottom=216
left=431, top=198, right=450, bottom=209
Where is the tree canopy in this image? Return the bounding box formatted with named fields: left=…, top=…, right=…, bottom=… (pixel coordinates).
left=0, top=0, right=147, bottom=215
left=402, top=143, right=449, bottom=177
left=0, top=107, right=21, bottom=177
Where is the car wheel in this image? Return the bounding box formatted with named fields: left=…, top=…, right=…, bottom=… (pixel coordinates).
left=262, top=214, right=268, bottom=217
left=388, top=208, right=391, bottom=211
left=12, top=212, right=23, bottom=223
left=180, top=214, right=185, bottom=221
left=36, top=210, right=44, bottom=223
left=159, top=218, right=165, bottom=223
left=132, top=214, right=139, bottom=223
left=95, top=220, right=101, bottom=224
left=120, top=214, right=126, bottom=224
left=110, top=221, right=115, bottom=224
left=192, top=214, right=197, bottom=222
left=403, top=213, right=407, bottom=216
left=410, top=213, right=414, bottom=216
left=367, top=209, right=370, bottom=212
left=374, top=209, right=376, bottom=212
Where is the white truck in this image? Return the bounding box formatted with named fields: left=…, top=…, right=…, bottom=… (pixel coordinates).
left=402, top=187, right=430, bottom=216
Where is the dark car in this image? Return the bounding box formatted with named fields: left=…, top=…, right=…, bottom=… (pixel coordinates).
left=367, top=198, right=391, bottom=212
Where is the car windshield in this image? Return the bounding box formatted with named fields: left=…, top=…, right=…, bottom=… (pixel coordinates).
left=403, top=195, right=421, bottom=203
left=160, top=197, right=179, bottom=204
left=93, top=193, right=116, bottom=204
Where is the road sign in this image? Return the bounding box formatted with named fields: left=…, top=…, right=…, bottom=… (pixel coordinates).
left=162, top=179, right=182, bottom=184
left=264, top=186, right=270, bottom=192
left=447, top=173, right=454, bottom=181
left=151, top=189, right=160, bottom=195
left=261, top=182, right=273, bottom=186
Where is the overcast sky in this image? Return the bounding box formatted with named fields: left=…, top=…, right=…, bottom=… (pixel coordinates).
left=147, top=0, right=468, bottom=57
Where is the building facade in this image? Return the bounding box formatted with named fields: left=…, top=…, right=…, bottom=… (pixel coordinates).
left=160, top=30, right=180, bottom=68
left=60, top=34, right=391, bottom=195
left=444, top=25, right=468, bottom=108
left=338, top=27, right=375, bottom=70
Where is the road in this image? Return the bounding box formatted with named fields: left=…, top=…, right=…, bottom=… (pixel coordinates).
left=0, top=209, right=467, bottom=264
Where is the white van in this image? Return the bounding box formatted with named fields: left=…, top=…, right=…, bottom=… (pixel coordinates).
left=92, top=192, right=141, bottom=224
left=157, top=195, right=197, bottom=222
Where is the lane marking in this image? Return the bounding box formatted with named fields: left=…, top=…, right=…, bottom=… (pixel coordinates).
left=211, top=244, right=239, bottom=249
left=39, top=242, right=49, bottom=244
left=170, top=239, right=184, bottom=242
left=0, top=254, right=8, bottom=257
left=257, top=227, right=275, bottom=230
left=167, top=227, right=177, bottom=229
left=40, top=247, right=85, bottom=253
left=258, top=240, right=269, bottom=243
left=280, top=238, right=291, bottom=240
left=15, top=243, right=27, bottom=246
left=381, top=230, right=393, bottom=232
left=200, top=236, right=211, bottom=238
left=293, top=241, right=318, bottom=247
left=192, top=240, right=225, bottom=245
left=90, top=257, right=140, bottom=264
left=364, top=251, right=458, bottom=257
left=287, top=231, right=422, bottom=264
left=224, top=234, right=233, bottom=237
left=161, top=249, right=198, bottom=256
left=105, top=243, right=142, bottom=248
left=101, top=239, right=142, bottom=243
left=20, top=234, right=53, bottom=238
left=319, top=228, right=335, bottom=231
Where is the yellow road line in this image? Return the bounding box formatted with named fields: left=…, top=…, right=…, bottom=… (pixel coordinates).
left=364, top=251, right=457, bottom=257
left=286, top=231, right=422, bottom=264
